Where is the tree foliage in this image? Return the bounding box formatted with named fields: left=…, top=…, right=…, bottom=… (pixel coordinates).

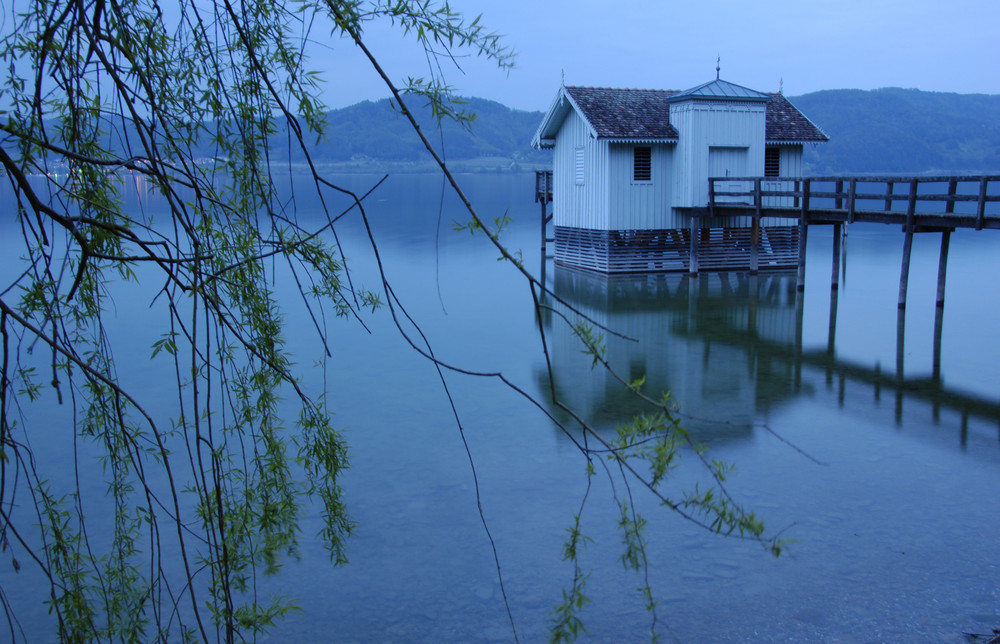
left=0, top=0, right=782, bottom=641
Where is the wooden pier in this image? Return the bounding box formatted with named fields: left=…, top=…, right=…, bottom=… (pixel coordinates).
left=700, top=175, right=1000, bottom=306
left=538, top=172, right=1000, bottom=309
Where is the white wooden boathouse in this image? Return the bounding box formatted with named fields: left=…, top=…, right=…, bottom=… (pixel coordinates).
left=531, top=78, right=828, bottom=273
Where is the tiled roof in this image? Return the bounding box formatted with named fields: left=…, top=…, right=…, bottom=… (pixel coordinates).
left=564, top=87, right=679, bottom=139
left=562, top=86, right=828, bottom=143
left=762, top=93, right=829, bottom=143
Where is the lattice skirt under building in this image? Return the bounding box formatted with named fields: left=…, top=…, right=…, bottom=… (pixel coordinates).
left=553, top=225, right=800, bottom=274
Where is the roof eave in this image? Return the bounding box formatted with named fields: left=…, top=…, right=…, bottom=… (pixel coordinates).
left=767, top=138, right=830, bottom=145
left=604, top=137, right=678, bottom=144
left=531, top=87, right=598, bottom=149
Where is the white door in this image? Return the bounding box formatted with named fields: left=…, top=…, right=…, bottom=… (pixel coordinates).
left=709, top=146, right=749, bottom=204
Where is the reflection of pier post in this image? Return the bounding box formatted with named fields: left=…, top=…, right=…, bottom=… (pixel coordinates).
left=794, top=289, right=804, bottom=391
left=831, top=222, right=842, bottom=290
left=932, top=305, right=945, bottom=383
left=896, top=309, right=906, bottom=424
left=827, top=288, right=839, bottom=355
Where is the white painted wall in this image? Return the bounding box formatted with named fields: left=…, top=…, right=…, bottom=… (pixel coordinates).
left=762, top=145, right=805, bottom=214
left=553, top=111, right=609, bottom=229
left=607, top=143, right=676, bottom=230
left=552, top=98, right=810, bottom=231
left=671, top=100, right=767, bottom=210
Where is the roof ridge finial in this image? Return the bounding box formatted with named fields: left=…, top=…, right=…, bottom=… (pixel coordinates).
left=716, top=56, right=721, bottom=80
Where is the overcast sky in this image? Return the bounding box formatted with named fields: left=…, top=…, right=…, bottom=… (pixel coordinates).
left=318, top=0, right=999, bottom=111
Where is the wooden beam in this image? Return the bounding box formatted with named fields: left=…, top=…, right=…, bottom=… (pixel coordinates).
left=540, top=197, right=548, bottom=285
left=976, top=177, right=988, bottom=230
left=751, top=179, right=761, bottom=275
left=897, top=180, right=918, bottom=309
left=688, top=216, right=699, bottom=276
left=936, top=229, right=951, bottom=307
left=796, top=179, right=810, bottom=291
left=847, top=179, right=857, bottom=224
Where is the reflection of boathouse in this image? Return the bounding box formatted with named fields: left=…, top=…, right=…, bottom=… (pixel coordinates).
left=532, top=79, right=828, bottom=273
left=541, top=266, right=802, bottom=438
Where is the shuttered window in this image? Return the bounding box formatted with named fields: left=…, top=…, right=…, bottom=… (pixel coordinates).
left=575, top=147, right=585, bottom=185
left=765, top=147, right=781, bottom=178
left=633, top=146, right=651, bottom=182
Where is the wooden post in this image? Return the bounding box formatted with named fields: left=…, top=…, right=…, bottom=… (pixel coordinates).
left=831, top=222, right=842, bottom=291
left=708, top=178, right=716, bottom=219
left=976, top=177, right=988, bottom=230
left=688, top=215, right=699, bottom=276
left=835, top=180, right=844, bottom=210
left=796, top=179, right=810, bottom=291
left=884, top=180, right=894, bottom=212
left=847, top=179, right=857, bottom=224
left=897, top=179, right=917, bottom=309
left=540, top=197, right=548, bottom=285
left=751, top=178, right=761, bottom=275
left=936, top=229, right=951, bottom=307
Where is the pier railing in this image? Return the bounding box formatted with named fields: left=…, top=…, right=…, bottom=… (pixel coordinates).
left=708, top=175, right=1000, bottom=230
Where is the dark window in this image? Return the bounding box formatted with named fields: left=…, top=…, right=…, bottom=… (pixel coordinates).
left=765, top=147, right=780, bottom=177
left=633, top=146, right=651, bottom=182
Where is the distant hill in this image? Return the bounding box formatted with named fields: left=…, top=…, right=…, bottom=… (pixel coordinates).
left=278, top=96, right=550, bottom=172
left=8, top=89, right=997, bottom=175
left=789, top=88, right=1000, bottom=174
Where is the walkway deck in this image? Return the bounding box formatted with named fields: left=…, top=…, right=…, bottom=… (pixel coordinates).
left=701, top=175, right=1000, bottom=230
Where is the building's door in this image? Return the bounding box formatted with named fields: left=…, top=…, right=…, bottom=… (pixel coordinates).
left=708, top=146, right=749, bottom=204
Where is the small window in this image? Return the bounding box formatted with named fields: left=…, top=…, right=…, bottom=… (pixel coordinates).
left=765, top=147, right=780, bottom=178
left=575, top=147, right=585, bottom=185
left=633, top=146, right=651, bottom=182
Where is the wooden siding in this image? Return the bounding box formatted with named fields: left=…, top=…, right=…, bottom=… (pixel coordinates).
left=670, top=100, right=767, bottom=210
left=763, top=146, right=803, bottom=209
left=607, top=143, right=675, bottom=230
left=553, top=111, right=610, bottom=229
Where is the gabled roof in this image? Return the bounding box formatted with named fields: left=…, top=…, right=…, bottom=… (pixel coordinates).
left=563, top=87, right=679, bottom=140
left=532, top=82, right=829, bottom=149
left=532, top=87, right=679, bottom=148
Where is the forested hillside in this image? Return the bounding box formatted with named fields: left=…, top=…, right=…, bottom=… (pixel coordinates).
left=280, top=95, right=550, bottom=171
left=790, top=88, right=1000, bottom=174
left=9, top=89, right=996, bottom=174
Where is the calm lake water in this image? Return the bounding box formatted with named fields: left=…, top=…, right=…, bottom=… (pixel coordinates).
left=2, top=172, right=999, bottom=642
